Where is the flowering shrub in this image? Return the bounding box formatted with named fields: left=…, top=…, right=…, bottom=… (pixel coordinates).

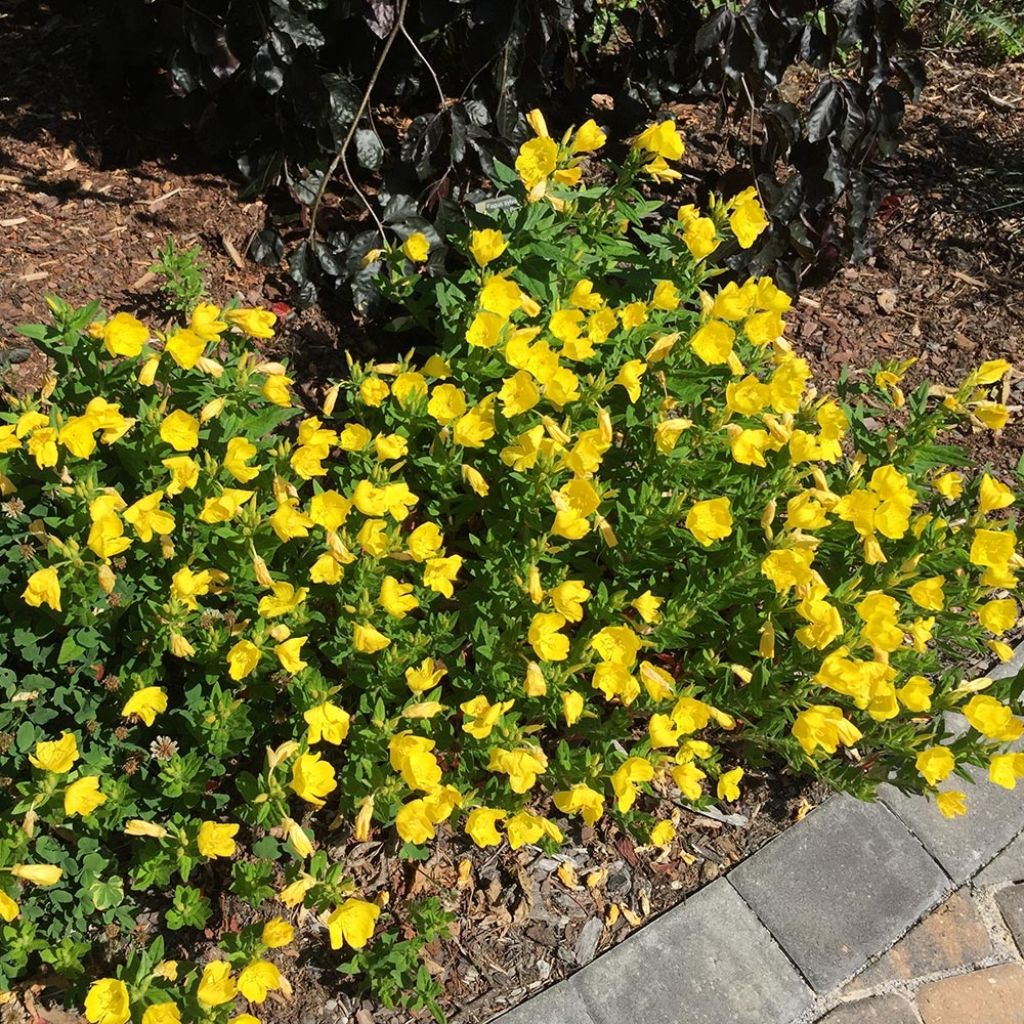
left=1, top=113, right=1021, bottom=1020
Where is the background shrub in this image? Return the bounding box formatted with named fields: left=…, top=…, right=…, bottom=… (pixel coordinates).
left=79, top=0, right=924, bottom=298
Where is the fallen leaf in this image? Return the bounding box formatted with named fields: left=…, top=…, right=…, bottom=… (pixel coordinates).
left=876, top=288, right=898, bottom=314
left=557, top=862, right=578, bottom=888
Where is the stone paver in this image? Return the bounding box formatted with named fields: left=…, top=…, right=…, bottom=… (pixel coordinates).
left=845, top=890, right=993, bottom=994
left=571, top=879, right=813, bottom=1024
left=976, top=833, right=1024, bottom=886
left=729, top=795, right=949, bottom=993
left=997, top=884, right=1024, bottom=955
left=916, top=964, right=1024, bottom=1024
left=818, top=994, right=920, bottom=1024
left=493, top=978, right=595, bottom=1024
left=881, top=764, right=1024, bottom=883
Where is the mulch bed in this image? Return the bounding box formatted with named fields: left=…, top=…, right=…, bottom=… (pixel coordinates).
left=1, top=3, right=1022, bottom=1021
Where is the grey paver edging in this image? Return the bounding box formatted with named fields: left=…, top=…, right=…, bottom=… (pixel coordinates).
left=493, top=642, right=1024, bottom=1024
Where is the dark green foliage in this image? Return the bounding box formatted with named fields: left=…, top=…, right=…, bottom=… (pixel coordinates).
left=82, top=0, right=923, bottom=295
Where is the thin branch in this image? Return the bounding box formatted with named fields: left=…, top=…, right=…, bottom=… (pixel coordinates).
left=307, top=0, right=410, bottom=244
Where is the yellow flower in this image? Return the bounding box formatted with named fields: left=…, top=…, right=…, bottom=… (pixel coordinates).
left=402, top=232, right=430, bottom=263
left=64, top=776, right=107, bottom=817
left=716, top=766, right=744, bottom=802
left=933, top=471, right=963, bottom=499
left=515, top=136, right=558, bottom=191
left=0, top=891, right=20, bottom=922
left=970, top=528, right=1016, bottom=569
left=389, top=733, right=442, bottom=791
left=29, top=732, right=79, bottom=774
left=896, top=675, right=933, bottom=712
left=327, top=898, right=380, bottom=950
left=275, top=636, right=309, bottom=673
left=121, top=686, right=168, bottom=727
left=633, top=120, right=684, bottom=160
left=258, top=581, right=307, bottom=618
left=290, top=751, right=338, bottom=808
left=649, top=820, right=676, bottom=848
left=979, top=473, right=1014, bottom=515
left=123, top=491, right=175, bottom=543
left=159, top=409, right=200, bottom=451
left=488, top=746, right=547, bottom=792
left=423, top=554, right=462, bottom=598
left=237, top=960, right=282, bottom=1004
left=470, top=228, right=508, bottom=266
left=571, top=118, right=606, bottom=153
left=22, top=565, right=61, bottom=611
left=102, top=312, right=149, bottom=358
left=198, top=487, right=254, bottom=524
left=465, top=807, right=507, bottom=848
left=164, top=328, right=205, bottom=369
left=223, top=437, right=260, bottom=483
left=262, top=917, right=295, bottom=948
left=963, top=694, right=1024, bottom=742
left=791, top=706, right=863, bottom=756
left=460, top=695, right=514, bottom=739
left=989, top=753, right=1024, bottom=791
left=907, top=576, right=945, bottom=611
left=936, top=790, right=967, bottom=819
left=197, top=961, right=237, bottom=1007
left=270, top=499, right=315, bottom=542
left=678, top=206, right=719, bottom=260
left=406, top=657, right=447, bottom=693
left=396, top=799, right=435, bottom=844
left=979, top=598, right=1018, bottom=635
left=262, top=373, right=293, bottom=407
left=226, top=307, right=277, bottom=338
left=304, top=702, right=350, bottom=745
left=686, top=497, right=733, bottom=547
left=227, top=639, right=262, bottom=681
left=353, top=622, right=391, bottom=653
left=528, top=612, right=569, bottom=662
left=190, top=302, right=228, bottom=341
left=84, top=978, right=131, bottom=1024
left=10, top=863, right=63, bottom=885
left=729, top=194, right=769, bottom=248
left=506, top=810, right=563, bottom=849
left=197, top=821, right=240, bottom=859
left=163, top=455, right=199, bottom=494
left=630, top=591, right=662, bottom=625
left=141, top=1003, right=180, bottom=1024
left=562, top=689, right=585, bottom=725
left=614, top=359, right=647, bottom=403
left=610, top=756, right=655, bottom=812
left=553, top=783, right=605, bottom=825
left=690, top=320, right=735, bottom=365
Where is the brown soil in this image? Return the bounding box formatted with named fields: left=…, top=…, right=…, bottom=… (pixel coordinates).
left=1, top=3, right=1022, bottom=1021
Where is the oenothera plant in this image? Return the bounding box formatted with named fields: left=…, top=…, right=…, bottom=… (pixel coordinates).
left=0, top=113, right=1021, bottom=1021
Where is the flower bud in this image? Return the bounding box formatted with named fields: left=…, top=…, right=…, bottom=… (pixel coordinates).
left=525, top=662, right=547, bottom=697
left=11, top=864, right=62, bottom=885
left=322, top=383, right=341, bottom=417
left=284, top=817, right=313, bottom=858
left=97, top=564, right=116, bottom=594
left=252, top=554, right=275, bottom=587
left=200, top=397, right=225, bottom=422
left=354, top=796, right=375, bottom=841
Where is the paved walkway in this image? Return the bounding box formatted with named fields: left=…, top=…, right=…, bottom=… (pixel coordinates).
left=495, top=647, right=1024, bottom=1024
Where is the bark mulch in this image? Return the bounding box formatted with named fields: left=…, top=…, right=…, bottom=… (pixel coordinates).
left=1, top=4, right=1022, bottom=1020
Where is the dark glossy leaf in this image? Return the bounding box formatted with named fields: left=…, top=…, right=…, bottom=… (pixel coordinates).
left=249, top=228, right=285, bottom=266
left=694, top=7, right=733, bottom=54
left=806, top=80, right=844, bottom=143
left=355, top=128, right=385, bottom=171
left=253, top=43, right=285, bottom=95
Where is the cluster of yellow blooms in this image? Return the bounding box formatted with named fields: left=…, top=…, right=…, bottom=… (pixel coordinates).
left=1, top=114, right=1020, bottom=1021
